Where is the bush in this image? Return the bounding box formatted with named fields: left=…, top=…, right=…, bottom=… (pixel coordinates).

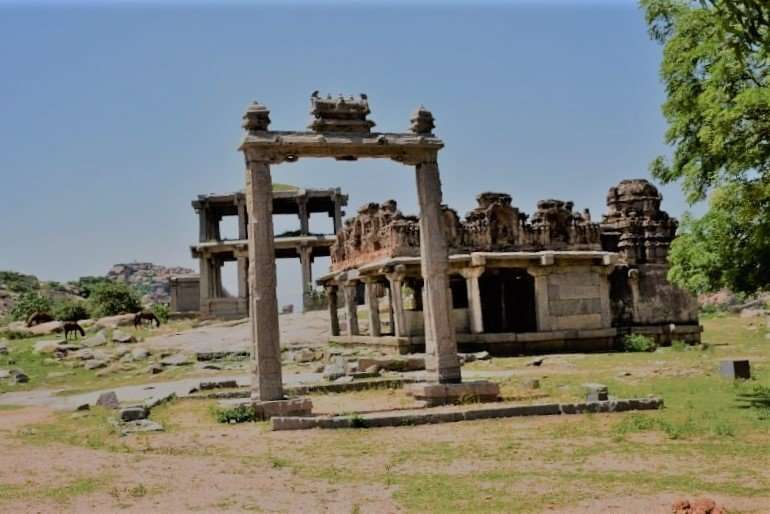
left=0, top=271, right=39, bottom=293
left=87, top=281, right=141, bottom=317
left=214, top=404, right=260, bottom=424
left=8, top=292, right=52, bottom=322
left=623, top=334, right=657, bottom=352
left=71, top=276, right=112, bottom=298
left=150, top=303, right=170, bottom=323
left=52, top=298, right=90, bottom=322
left=671, top=339, right=687, bottom=352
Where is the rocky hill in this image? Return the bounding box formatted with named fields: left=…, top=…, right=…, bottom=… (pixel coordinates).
left=106, top=262, right=195, bottom=305
left=0, top=263, right=195, bottom=320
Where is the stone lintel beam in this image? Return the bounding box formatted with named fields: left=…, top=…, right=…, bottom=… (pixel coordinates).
left=240, top=132, right=443, bottom=165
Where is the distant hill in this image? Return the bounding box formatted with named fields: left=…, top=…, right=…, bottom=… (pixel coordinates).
left=0, top=263, right=195, bottom=319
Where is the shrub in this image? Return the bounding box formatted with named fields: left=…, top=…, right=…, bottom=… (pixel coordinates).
left=214, top=404, right=260, bottom=424
left=52, top=298, right=90, bottom=322
left=0, top=271, right=39, bottom=293
left=671, top=339, right=687, bottom=352
left=72, top=276, right=112, bottom=299
left=8, top=292, right=52, bottom=322
left=150, top=303, right=170, bottom=323
left=87, top=281, right=141, bottom=318
left=623, top=333, right=657, bottom=352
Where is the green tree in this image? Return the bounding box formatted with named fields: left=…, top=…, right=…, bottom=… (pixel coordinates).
left=87, top=281, right=142, bottom=317
left=9, top=292, right=52, bottom=322
left=52, top=298, right=90, bottom=322
left=641, top=0, right=770, bottom=293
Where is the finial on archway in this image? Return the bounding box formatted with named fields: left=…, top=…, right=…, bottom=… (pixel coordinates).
left=410, top=105, right=435, bottom=136
left=242, top=101, right=271, bottom=133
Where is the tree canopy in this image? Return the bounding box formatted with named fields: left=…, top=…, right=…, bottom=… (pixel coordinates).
left=641, top=0, right=770, bottom=294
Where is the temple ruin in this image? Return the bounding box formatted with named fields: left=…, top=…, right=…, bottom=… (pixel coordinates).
left=318, top=179, right=700, bottom=354
left=180, top=187, right=347, bottom=319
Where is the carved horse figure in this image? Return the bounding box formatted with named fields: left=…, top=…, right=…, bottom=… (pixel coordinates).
left=63, top=322, right=85, bottom=340
left=133, top=311, right=161, bottom=328
left=26, top=312, right=53, bottom=327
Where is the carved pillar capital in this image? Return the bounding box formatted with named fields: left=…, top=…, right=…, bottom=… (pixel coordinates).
left=459, top=266, right=485, bottom=280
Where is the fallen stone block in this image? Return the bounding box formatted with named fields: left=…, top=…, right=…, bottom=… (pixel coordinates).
left=120, top=405, right=149, bottom=422
left=83, top=332, right=107, bottom=348
left=85, top=360, right=108, bottom=370
left=0, top=341, right=8, bottom=355
left=120, top=419, right=164, bottom=435
left=357, top=356, right=425, bottom=372
left=10, top=370, right=29, bottom=384
left=34, top=340, right=63, bottom=354
left=143, top=392, right=176, bottom=410
left=720, top=359, right=751, bottom=380
left=160, top=354, right=191, bottom=367
left=405, top=381, right=501, bottom=407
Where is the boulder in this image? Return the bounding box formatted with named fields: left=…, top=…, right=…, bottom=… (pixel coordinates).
left=27, top=321, right=64, bottom=336
left=111, top=330, right=135, bottom=344
left=74, top=349, right=95, bottom=361
left=11, top=371, right=29, bottom=384
left=131, top=348, right=150, bottom=360
left=95, top=314, right=136, bottom=330
left=0, top=369, right=10, bottom=379
left=85, top=360, right=108, bottom=370
left=33, top=340, right=62, bottom=354
left=96, top=391, right=119, bottom=409
left=160, top=354, right=191, bottom=367
left=82, top=331, right=107, bottom=348
left=147, top=364, right=164, bottom=375
left=0, top=340, right=8, bottom=355
left=292, top=348, right=318, bottom=363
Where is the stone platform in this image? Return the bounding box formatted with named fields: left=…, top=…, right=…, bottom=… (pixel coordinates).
left=251, top=398, right=313, bottom=420
left=404, top=380, right=500, bottom=407
left=271, top=397, right=663, bottom=431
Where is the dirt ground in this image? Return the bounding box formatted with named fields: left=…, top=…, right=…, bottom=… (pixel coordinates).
left=2, top=313, right=770, bottom=513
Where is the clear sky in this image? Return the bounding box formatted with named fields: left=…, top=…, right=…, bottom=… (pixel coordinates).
left=0, top=0, right=690, bottom=308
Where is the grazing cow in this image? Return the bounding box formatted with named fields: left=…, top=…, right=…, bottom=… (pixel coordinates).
left=26, top=312, right=53, bottom=327
left=133, top=311, right=161, bottom=328
left=63, top=321, right=85, bottom=340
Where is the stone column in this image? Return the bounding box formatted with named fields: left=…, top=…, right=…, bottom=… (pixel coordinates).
left=299, top=245, right=313, bottom=312
left=363, top=277, right=381, bottom=337
left=244, top=156, right=283, bottom=402
left=237, top=200, right=248, bottom=240
left=530, top=268, right=552, bottom=332
left=343, top=281, right=360, bottom=336
left=212, top=257, right=222, bottom=298
left=333, top=197, right=343, bottom=234
left=414, top=156, right=461, bottom=383
left=197, top=207, right=208, bottom=242
left=386, top=285, right=396, bottom=335
left=386, top=267, right=406, bottom=337
left=325, top=285, right=341, bottom=336
left=237, top=256, right=248, bottom=299
left=460, top=267, right=485, bottom=334
left=198, top=254, right=210, bottom=316
left=209, top=214, right=222, bottom=242
left=298, top=197, right=309, bottom=236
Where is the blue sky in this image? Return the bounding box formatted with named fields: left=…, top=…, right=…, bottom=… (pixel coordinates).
left=0, top=0, right=690, bottom=308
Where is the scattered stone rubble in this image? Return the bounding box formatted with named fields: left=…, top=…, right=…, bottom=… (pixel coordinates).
left=672, top=498, right=727, bottom=514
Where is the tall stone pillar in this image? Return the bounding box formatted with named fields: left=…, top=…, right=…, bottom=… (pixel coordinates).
left=325, top=285, right=341, bottom=336
left=298, top=197, right=309, bottom=236
left=363, top=277, right=381, bottom=337
left=386, top=267, right=406, bottom=337
left=244, top=156, right=283, bottom=402
left=343, top=281, right=360, bottom=336
left=461, top=267, right=485, bottom=334
left=414, top=156, right=461, bottom=383
left=299, top=245, right=313, bottom=312
left=212, top=257, right=223, bottom=298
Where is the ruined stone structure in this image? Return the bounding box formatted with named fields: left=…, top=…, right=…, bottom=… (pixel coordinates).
left=239, top=93, right=489, bottom=412
left=318, top=179, right=700, bottom=354
left=182, top=187, right=347, bottom=319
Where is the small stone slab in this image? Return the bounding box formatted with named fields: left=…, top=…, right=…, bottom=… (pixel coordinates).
left=254, top=398, right=313, bottom=420
left=160, top=354, right=191, bottom=367
left=143, top=392, right=176, bottom=410
left=357, top=356, right=425, bottom=372
left=405, top=381, right=501, bottom=407
left=10, top=371, right=29, bottom=384
left=111, top=330, right=135, bottom=344
left=198, top=380, right=239, bottom=391
left=583, top=383, right=609, bottom=402
left=720, top=359, right=751, bottom=380
left=120, top=419, right=164, bottom=435
left=195, top=350, right=249, bottom=361
left=83, top=332, right=107, bottom=348
left=0, top=341, right=8, bottom=355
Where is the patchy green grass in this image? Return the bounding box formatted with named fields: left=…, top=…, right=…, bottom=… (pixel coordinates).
left=0, top=475, right=112, bottom=505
